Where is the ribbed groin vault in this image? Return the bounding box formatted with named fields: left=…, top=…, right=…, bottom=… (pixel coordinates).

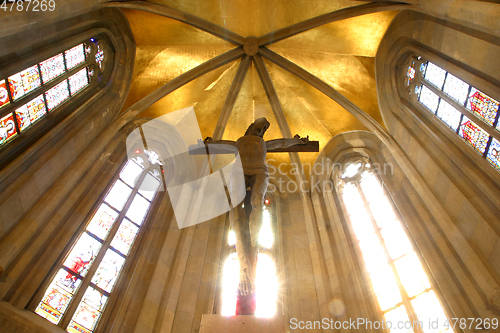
left=0, top=1, right=499, bottom=332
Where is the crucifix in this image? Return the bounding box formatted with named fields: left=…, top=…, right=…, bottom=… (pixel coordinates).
left=190, top=117, right=318, bottom=314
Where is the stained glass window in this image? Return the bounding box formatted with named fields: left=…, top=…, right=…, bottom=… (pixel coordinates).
left=0, top=113, right=18, bottom=146
left=436, top=100, right=462, bottom=131
left=45, top=80, right=70, bottom=111
left=459, top=116, right=490, bottom=154
left=0, top=36, right=108, bottom=151
left=0, top=80, right=10, bottom=109
left=410, top=55, right=500, bottom=172
left=466, top=87, right=499, bottom=126
left=68, top=68, right=89, bottom=95
left=405, top=60, right=416, bottom=87
left=338, top=161, right=454, bottom=333
left=35, top=269, right=82, bottom=324
left=14, top=95, right=48, bottom=132
left=95, top=43, right=104, bottom=70
left=8, top=65, right=42, bottom=101
left=65, top=44, right=86, bottom=70
left=40, top=53, right=66, bottom=83
left=487, top=138, right=500, bottom=170
left=418, top=85, right=439, bottom=112
left=35, top=157, right=162, bottom=332
left=423, top=61, right=446, bottom=89
left=15, top=105, right=31, bottom=132
left=443, top=73, right=469, bottom=105
left=26, top=95, right=47, bottom=123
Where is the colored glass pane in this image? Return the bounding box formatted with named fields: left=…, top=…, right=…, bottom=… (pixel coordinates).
left=86, top=204, right=118, bottom=241
left=35, top=269, right=81, bottom=324
left=423, top=62, right=446, bottom=89
left=443, top=73, right=469, bottom=105
left=40, top=53, right=65, bottom=83
left=54, top=269, right=83, bottom=295
left=26, top=95, right=47, bottom=123
left=459, top=116, right=490, bottom=154
left=120, top=160, right=143, bottom=187
left=63, top=233, right=102, bottom=278
left=104, top=179, right=132, bottom=211
left=436, top=99, right=462, bottom=131
left=36, top=286, right=73, bottom=324
left=0, top=80, right=10, bottom=109
left=419, top=85, right=439, bottom=112
left=65, top=44, right=86, bottom=70
left=8, top=73, right=25, bottom=100
left=466, top=87, right=499, bottom=126
left=406, top=65, right=415, bottom=81
left=125, top=194, right=150, bottom=225
left=15, top=104, right=31, bottom=131
left=68, top=68, right=89, bottom=95
left=91, top=249, right=125, bottom=293
left=0, top=113, right=17, bottom=146
left=8, top=65, right=42, bottom=101
left=45, top=80, right=70, bottom=111
left=111, top=219, right=139, bottom=255
left=138, top=172, right=160, bottom=201
left=68, top=288, right=107, bottom=333
left=85, top=43, right=92, bottom=57
left=95, top=43, right=104, bottom=70
left=487, top=138, right=500, bottom=169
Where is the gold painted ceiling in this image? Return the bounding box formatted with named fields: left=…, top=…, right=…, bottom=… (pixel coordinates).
left=118, top=1, right=400, bottom=177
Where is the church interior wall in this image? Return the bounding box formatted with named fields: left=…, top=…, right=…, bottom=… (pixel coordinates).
left=0, top=3, right=500, bottom=333
left=375, top=8, right=500, bottom=323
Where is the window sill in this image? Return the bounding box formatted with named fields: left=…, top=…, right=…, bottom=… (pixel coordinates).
left=0, top=301, right=65, bottom=333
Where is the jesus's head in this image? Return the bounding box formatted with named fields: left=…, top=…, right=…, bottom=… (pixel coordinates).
left=244, top=117, right=270, bottom=138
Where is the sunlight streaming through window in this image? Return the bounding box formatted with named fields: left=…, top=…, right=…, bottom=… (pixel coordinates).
left=339, top=161, right=454, bottom=333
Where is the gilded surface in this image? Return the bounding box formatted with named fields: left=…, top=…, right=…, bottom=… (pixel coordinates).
left=121, top=2, right=399, bottom=176
left=140, top=60, right=239, bottom=139
left=148, top=0, right=370, bottom=37
left=122, top=9, right=235, bottom=111
left=268, top=11, right=399, bottom=57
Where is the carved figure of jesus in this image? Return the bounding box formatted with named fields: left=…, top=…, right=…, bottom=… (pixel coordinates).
left=204, top=117, right=309, bottom=297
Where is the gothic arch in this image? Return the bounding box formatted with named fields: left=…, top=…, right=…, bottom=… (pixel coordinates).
left=311, top=129, right=500, bottom=326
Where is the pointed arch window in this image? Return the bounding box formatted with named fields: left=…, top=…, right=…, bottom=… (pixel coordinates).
left=221, top=200, right=279, bottom=318
left=0, top=37, right=107, bottom=148
left=404, top=55, right=500, bottom=171
left=337, top=160, right=453, bottom=333
left=33, top=154, right=163, bottom=333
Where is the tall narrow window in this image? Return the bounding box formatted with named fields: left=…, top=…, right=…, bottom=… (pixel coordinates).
left=337, top=160, right=453, bottom=333
left=0, top=37, right=106, bottom=148
left=221, top=200, right=278, bottom=318
left=34, top=154, right=162, bottom=333
left=404, top=55, right=500, bottom=171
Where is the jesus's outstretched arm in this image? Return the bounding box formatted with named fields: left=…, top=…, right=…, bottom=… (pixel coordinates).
left=265, top=134, right=309, bottom=150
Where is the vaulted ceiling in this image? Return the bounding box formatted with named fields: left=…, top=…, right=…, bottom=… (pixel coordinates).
left=112, top=0, right=405, bottom=175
